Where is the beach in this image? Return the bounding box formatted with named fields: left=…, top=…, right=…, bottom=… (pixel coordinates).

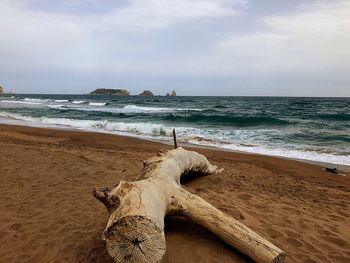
left=0, top=123, right=349, bottom=263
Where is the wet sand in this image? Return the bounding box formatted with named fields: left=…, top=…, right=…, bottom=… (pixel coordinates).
left=0, top=124, right=349, bottom=263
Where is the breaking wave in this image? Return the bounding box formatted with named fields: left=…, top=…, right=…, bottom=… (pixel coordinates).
left=0, top=110, right=349, bottom=165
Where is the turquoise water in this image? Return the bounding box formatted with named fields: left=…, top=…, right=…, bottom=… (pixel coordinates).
left=0, top=95, right=349, bottom=165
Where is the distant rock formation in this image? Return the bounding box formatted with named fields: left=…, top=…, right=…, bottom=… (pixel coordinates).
left=0, top=86, right=3, bottom=94
left=166, top=90, right=177, bottom=96
left=89, top=88, right=130, bottom=96
left=139, top=90, right=154, bottom=96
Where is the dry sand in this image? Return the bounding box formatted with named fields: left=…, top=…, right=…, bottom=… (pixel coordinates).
left=0, top=124, right=349, bottom=263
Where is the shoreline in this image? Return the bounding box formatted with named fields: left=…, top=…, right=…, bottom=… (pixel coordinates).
left=1, top=119, right=349, bottom=172
left=1, top=123, right=349, bottom=262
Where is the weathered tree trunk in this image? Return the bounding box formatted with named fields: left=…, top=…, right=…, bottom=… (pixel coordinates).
left=93, top=147, right=285, bottom=263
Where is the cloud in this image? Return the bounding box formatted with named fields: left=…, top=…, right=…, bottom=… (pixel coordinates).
left=100, top=0, right=240, bottom=30
left=216, top=0, right=350, bottom=76
left=0, top=0, right=349, bottom=95
left=0, top=0, right=242, bottom=72
left=0, top=1, right=94, bottom=70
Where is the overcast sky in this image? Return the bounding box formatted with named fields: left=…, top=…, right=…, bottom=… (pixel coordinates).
left=0, top=0, right=349, bottom=96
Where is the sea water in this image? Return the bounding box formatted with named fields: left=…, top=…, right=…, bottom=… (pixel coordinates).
left=0, top=95, right=349, bottom=165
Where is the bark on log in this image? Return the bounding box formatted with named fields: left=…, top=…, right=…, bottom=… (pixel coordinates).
left=93, top=147, right=285, bottom=263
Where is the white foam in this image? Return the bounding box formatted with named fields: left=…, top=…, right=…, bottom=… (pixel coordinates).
left=0, top=111, right=172, bottom=136
left=187, top=138, right=350, bottom=166
left=121, top=105, right=202, bottom=113
left=49, top=104, right=202, bottom=114
left=23, top=98, right=50, bottom=103
left=72, top=100, right=87, bottom=104
left=123, top=105, right=173, bottom=112
left=89, top=102, right=107, bottom=106
left=0, top=111, right=38, bottom=122
left=47, top=105, right=66, bottom=109
left=54, top=99, right=69, bottom=103
left=0, top=100, right=42, bottom=105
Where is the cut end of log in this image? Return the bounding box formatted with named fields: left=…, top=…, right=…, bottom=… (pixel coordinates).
left=103, top=215, right=166, bottom=263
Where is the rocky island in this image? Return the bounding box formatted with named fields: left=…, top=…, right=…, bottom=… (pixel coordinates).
left=0, top=85, right=3, bottom=95
left=166, top=90, right=177, bottom=96
left=89, top=88, right=130, bottom=96
left=139, top=90, right=154, bottom=96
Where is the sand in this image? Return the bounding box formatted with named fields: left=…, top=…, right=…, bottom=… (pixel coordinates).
left=0, top=124, right=349, bottom=263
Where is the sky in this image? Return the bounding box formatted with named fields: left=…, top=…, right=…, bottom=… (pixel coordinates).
left=0, top=0, right=349, bottom=96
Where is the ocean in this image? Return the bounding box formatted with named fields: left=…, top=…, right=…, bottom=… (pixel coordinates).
left=0, top=95, right=349, bottom=165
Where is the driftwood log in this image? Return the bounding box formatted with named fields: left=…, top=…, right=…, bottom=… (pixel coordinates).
left=93, top=147, right=285, bottom=263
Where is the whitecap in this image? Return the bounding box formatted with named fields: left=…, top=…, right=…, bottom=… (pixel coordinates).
left=0, top=100, right=42, bottom=105
left=119, top=105, right=202, bottom=113
left=47, top=105, right=66, bottom=109
left=89, top=102, right=107, bottom=106
left=23, top=98, right=50, bottom=103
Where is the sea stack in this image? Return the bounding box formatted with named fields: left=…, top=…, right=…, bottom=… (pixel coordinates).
left=0, top=85, right=3, bottom=94
left=139, top=90, right=154, bottom=96
left=166, top=90, right=177, bottom=96
left=89, top=88, right=130, bottom=96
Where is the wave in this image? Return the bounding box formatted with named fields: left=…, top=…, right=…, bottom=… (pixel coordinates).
left=317, top=113, right=350, bottom=121
left=47, top=105, right=67, bottom=109
left=54, top=99, right=70, bottom=103
left=214, top=104, right=229, bottom=109
left=72, top=100, right=87, bottom=104
left=0, top=111, right=172, bottom=136
left=89, top=102, right=108, bottom=106
left=162, top=114, right=290, bottom=127
left=46, top=104, right=203, bottom=114
left=23, top=98, right=50, bottom=103
left=288, top=130, right=350, bottom=144
left=121, top=105, right=202, bottom=113
left=0, top=111, right=348, bottom=165
left=0, top=100, right=42, bottom=105
left=122, top=105, right=172, bottom=112
left=0, top=111, right=38, bottom=122
left=188, top=137, right=350, bottom=166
